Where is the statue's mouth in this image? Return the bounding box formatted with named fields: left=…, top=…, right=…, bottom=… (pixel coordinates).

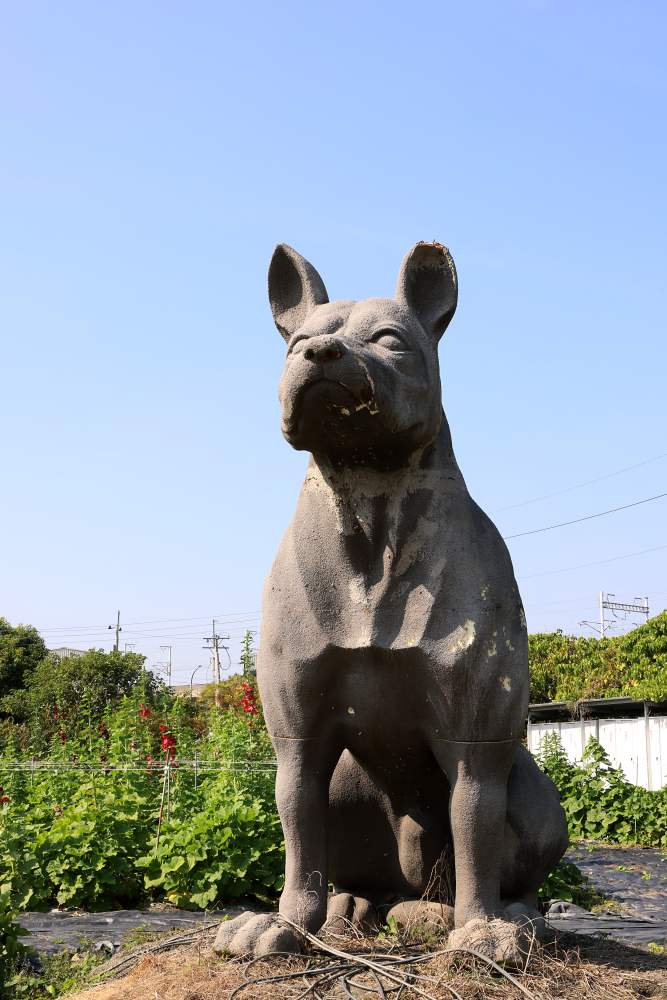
left=282, top=376, right=373, bottom=437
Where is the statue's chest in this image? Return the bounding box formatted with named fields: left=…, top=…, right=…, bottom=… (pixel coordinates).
left=296, top=527, right=448, bottom=652
left=278, top=476, right=462, bottom=653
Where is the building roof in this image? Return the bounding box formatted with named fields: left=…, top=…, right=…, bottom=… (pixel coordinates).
left=48, top=647, right=87, bottom=659
left=528, top=696, right=667, bottom=722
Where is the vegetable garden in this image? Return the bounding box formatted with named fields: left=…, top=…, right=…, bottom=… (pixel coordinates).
left=0, top=613, right=666, bottom=991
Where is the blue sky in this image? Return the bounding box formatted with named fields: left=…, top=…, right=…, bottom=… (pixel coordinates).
left=1, top=1, right=665, bottom=684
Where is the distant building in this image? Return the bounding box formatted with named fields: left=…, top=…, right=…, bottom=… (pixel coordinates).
left=173, top=683, right=208, bottom=699
left=48, top=647, right=87, bottom=661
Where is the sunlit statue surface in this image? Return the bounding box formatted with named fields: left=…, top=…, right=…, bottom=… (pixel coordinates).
left=214, top=242, right=567, bottom=963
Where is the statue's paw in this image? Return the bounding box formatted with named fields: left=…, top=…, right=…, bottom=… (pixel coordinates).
left=385, top=900, right=454, bottom=941
left=447, top=916, right=535, bottom=969
left=502, top=900, right=546, bottom=938
left=212, top=912, right=304, bottom=958
left=324, top=892, right=379, bottom=934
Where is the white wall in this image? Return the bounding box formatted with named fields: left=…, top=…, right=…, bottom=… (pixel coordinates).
left=527, top=715, right=667, bottom=790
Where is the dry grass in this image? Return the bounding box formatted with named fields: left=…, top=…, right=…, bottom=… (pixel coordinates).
left=66, top=926, right=667, bottom=1000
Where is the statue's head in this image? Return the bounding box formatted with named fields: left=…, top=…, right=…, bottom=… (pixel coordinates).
left=269, top=242, right=457, bottom=468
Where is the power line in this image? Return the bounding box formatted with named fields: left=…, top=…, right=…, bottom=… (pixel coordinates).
left=34, top=612, right=261, bottom=633
left=519, top=543, right=667, bottom=580
left=503, top=492, right=667, bottom=541
left=494, top=451, right=667, bottom=514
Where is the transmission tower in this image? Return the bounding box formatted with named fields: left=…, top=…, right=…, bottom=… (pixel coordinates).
left=580, top=591, right=649, bottom=637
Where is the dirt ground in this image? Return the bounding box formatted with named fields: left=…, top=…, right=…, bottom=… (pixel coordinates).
left=67, top=929, right=667, bottom=1000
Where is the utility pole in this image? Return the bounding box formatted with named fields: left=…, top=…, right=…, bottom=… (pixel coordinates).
left=160, top=645, right=173, bottom=688
left=108, top=610, right=122, bottom=652
left=581, top=591, right=650, bottom=637
left=203, top=619, right=229, bottom=708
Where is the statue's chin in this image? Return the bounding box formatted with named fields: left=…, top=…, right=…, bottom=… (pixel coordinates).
left=281, top=379, right=367, bottom=450
left=281, top=380, right=438, bottom=465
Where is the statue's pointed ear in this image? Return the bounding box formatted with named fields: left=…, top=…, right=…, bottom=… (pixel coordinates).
left=268, top=244, right=329, bottom=342
left=395, top=242, right=458, bottom=342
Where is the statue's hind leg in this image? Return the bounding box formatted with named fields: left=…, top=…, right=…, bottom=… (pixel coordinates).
left=501, top=744, right=569, bottom=910
left=326, top=750, right=453, bottom=932
left=326, top=750, right=412, bottom=931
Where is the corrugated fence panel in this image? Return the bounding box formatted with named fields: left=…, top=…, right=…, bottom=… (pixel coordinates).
left=528, top=714, right=667, bottom=790
left=650, top=717, right=667, bottom=789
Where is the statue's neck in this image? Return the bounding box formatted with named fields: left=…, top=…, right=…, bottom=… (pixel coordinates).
left=309, top=416, right=460, bottom=494
left=301, top=419, right=465, bottom=569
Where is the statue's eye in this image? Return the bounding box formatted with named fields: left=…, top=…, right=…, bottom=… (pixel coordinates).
left=371, top=330, right=407, bottom=351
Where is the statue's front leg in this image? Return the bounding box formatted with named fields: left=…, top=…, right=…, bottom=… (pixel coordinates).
left=214, top=735, right=340, bottom=957
left=430, top=738, right=536, bottom=967
left=432, top=739, right=515, bottom=926
left=276, top=736, right=340, bottom=931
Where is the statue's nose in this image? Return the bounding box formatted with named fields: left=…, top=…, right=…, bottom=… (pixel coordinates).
left=303, top=337, right=345, bottom=362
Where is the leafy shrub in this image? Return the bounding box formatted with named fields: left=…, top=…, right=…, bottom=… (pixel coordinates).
left=138, top=786, right=284, bottom=908
left=536, top=734, right=667, bottom=847
left=0, top=883, right=29, bottom=997
left=0, top=776, right=154, bottom=911
left=0, top=697, right=281, bottom=914
left=34, top=784, right=152, bottom=909
left=538, top=859, right=599, bottom=908
left=7, top=949, right=104, bottom=999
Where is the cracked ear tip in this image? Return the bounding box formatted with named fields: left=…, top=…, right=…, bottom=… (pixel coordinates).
left=412, top=240, right=455, bottom=268
left=396, top=240, right=458, bottom=340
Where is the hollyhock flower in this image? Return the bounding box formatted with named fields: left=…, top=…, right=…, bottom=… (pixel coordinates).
left=139, top=704, right=152, bottom=719
left=240, top=681, right=259, bottom=715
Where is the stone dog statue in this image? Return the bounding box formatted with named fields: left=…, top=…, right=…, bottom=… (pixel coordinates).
left=215, top=242, right=567, bottom=962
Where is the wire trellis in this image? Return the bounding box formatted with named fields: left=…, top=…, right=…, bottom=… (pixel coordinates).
left=0, top=758, right=277, bottom=772
left=0, top=757, right=280, bottom=839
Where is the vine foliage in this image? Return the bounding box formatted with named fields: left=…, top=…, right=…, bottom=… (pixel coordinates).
left=536, top=733, right=667, bottom=847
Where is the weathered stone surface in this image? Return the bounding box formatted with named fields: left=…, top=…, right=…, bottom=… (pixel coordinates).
left=385, top=899, right=454, bottom=934
left=219, top=242, right=568, bottom=961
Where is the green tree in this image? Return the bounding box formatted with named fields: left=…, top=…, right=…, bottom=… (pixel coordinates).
left=1, top=649, right=160, bottom=746
left=240, top=630, right=256, bottom=676
left=199, top=674, right=247, bottom=713
left=0, top=618, right=47, bottom=697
